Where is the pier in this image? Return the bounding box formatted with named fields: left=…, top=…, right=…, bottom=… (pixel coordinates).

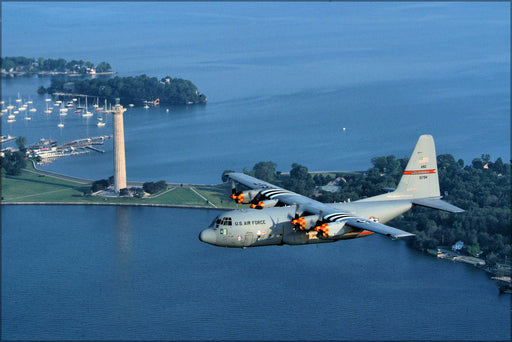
left=29, top=135, right=112, bottom=162
left=1, top=135, right=16, bottom=144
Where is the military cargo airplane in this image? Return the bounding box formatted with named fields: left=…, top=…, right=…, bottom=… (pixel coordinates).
left=199, top=135, right=464, bottom=248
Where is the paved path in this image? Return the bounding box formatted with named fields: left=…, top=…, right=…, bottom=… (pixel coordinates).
left=23, top=166, right=94, bottom=185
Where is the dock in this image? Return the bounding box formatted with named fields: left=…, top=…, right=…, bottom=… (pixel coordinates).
left=29, top=135, right=112, bottom=163
left=1, top=135, right=16, bottom=144
left=85, top=146, right=105, bottom=153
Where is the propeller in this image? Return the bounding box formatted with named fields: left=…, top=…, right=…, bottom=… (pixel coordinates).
left=312, top=210, right=330, bottom=237
left=230, top=180, right=243, bottom=203
left=291, top=204, right=307, bottom=230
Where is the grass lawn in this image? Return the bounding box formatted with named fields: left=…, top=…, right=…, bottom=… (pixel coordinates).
left=2, top=171, right=89, bottom=202
left=1, top=169, right=237, bottom=208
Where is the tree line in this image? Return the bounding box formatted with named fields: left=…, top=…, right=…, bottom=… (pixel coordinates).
left=1, top=137, right=27, bottom=176
left=235, top=154, right=511, bottom=266
left=88, top=177, right=167, bottom=197
left=41, top=74, right=207, bottom=106
left=1, top=56, right=111, bottom=74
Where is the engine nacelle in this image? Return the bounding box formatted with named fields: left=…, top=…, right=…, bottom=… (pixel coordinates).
left=250, top=199, right=279, bottom=209
left=313, top=221, right=347, bottom=239
left=230, top=189, right=261, bottom=204
left=291, top=215, right=320, bottom=230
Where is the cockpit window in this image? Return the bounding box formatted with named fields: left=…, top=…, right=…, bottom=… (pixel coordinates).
left=217, top=217, right=232, bottom=226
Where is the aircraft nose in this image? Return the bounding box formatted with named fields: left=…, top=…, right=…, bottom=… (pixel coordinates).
left=199, top=228, right=216, bottom=245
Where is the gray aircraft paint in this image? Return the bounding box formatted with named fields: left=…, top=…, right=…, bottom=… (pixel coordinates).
left=199, top=135, right=464, bottom=248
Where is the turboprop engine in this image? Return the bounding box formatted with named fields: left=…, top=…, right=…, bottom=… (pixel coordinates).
left=230, top=189, right=261, bottom=204
left=313, top=221, right=347, bottom=239
left=250, top=199, right=279, bottom=209
left=291, top=214, right=320, bottom=230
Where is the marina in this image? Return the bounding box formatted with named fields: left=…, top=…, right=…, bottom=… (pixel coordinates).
left=27, top=136, right=111, bottom=163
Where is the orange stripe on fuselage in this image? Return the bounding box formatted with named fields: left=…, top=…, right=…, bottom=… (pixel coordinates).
left=343, top=230, right=374, bottom=238
left=403, top=169, right=436, bottom=175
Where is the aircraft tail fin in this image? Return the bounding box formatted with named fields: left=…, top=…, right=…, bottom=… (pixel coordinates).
left=388, top=135, right=464, bottom=213
left=394, top=134, right=441, bottom=199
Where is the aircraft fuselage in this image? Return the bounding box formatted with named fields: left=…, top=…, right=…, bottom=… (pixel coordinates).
left=199, top=203, right=412, bottom=248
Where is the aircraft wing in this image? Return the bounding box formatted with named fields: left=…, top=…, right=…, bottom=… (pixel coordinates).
left=227, top=172, right=414, bottom=239
left=343, top=218, right=414, bottom=238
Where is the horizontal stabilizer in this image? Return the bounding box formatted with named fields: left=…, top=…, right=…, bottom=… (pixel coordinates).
left=345, top=218, right=415, bottom=239
left=412, top=198, right=464, bottom=213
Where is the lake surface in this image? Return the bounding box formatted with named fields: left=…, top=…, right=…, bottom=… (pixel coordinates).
left=2, top=205, right=510, bottom=341
left=1, top=2, right=510, bottom=340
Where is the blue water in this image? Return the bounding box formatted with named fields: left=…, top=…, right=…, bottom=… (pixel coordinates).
left=1, top=2, right=510, bottom=340
left=2, top=205, right=510, bottom=341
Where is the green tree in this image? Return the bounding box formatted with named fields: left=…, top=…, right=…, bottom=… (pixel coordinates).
left=91, top=179, right=110, bottom=192
left=15, top=136, right=27, bottom=153
left=1, top=150, right=26, bottom=175
left=286, top=163, right=315, bottom=196
left=96, top=62, right=112, bottom=73
left=252, top=161, right=278, bottom=183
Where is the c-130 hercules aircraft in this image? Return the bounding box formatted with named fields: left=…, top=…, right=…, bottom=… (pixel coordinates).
left=199, top=135, right=464, bottom=248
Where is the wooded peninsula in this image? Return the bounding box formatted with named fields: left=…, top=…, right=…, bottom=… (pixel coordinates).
left=1, top=56, right=113, bottom=76
left=40, top=75, right=207, bottom=106
left=1, top=56, right=207, bottom=106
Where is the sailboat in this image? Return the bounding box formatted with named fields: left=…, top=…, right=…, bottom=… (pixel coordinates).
left=58, top=114, right=64, bottom=127
left=97, top=109, right=106, bottom=127
left=6, top=98, right=14, bottom=110
left=97, top=100, right=106, bottom=127
left=102, top=99, right=110, bottom=113
left=59, top=102, right=68, bottom=115
left=93, top=96, right=103, bottom=111
left=44, top=102, right=52, bottom=114
left=82, top=96, right=93, bottom=117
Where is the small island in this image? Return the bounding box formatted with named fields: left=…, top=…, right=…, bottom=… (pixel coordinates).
left=40, top=74, right=207, bottom=106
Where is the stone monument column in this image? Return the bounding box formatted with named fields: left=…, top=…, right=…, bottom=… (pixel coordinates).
left=112, top=100, right=127, bottom=193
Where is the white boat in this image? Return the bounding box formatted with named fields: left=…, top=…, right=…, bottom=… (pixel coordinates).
left=97, top=121, right=106, bottom=127
left=59, top=103, right=68, bottom=114
left=7, top=119, right=15, bottom=123
left=101, top=99, right=109, bottom=113
left=44, top=103, right=52, bottom=114
left=82, top=96, right=93, bottom=117
left=57, top=123, right=64, bottom=128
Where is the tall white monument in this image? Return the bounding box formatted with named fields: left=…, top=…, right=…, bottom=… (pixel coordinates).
left=112, top=100, right=127, bottom=193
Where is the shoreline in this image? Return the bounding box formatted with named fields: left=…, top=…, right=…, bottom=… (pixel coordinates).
left=1, top=70, right=117, bottom=77
left=1, top=201, right=230, bottom=210
left=2, top=165, right=510, bottom=291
